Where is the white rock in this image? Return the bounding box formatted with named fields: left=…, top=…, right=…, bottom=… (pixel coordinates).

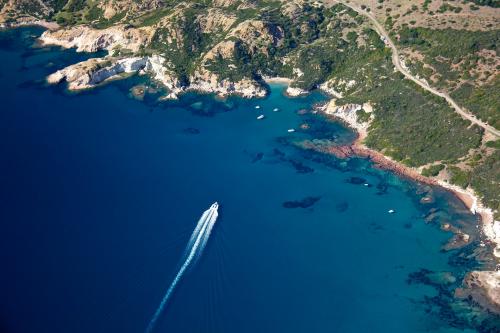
left=286, top=86, right=308, bottom=97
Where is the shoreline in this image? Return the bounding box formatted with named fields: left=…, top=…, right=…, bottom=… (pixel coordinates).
left=263, top=76, right=292, bottom=84
left=0, top=19, right=59, bottom=31
left=9, top=22, right=500, bottom=313
left=311, top=104, right=500, bottom=313
left=314, top=103, right=499, bottom=258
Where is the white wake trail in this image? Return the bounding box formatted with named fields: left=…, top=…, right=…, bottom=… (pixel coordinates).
left=183, top=209, right=210, bottom=260
left=145, top=202, right=219, bottom=333
left=195, top=209, right=218, bottom=264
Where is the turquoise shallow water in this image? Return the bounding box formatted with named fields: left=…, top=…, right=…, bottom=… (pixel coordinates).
left=0, top=28, right=498, bottom=333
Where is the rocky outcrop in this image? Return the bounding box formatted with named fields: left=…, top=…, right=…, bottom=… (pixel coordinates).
left=285, top=86, right=309, bottom=97
left=319, top=81, right=343, bottom=98
left=459, top=271, right=500, bottom=315
left=212, top=0, right=246, bottom=7
left=143, top=55, right=183, bottom=96
left=47, top=58, right=103, bottom=90
left=202, top=40, right=237, bottom=61
left=46, top=55, right=170, bottom=92
left=46, top=54, right=266, bottom=99
left=189, top=69, right=266, bottom=98
left=323, top=99, right=373, bottom=135
left=197, top=8, right=237, bottom=34
left=96, top=0, right=167, bottom=20
left=320, top=77, right=359, bottom=97
left=47, top=57, right=148, bottom=90
left=39, top=25, right=154, bottom=53
left=229, top=20, right=284, bottom=55
left=0, top=0, right=53, bottom=23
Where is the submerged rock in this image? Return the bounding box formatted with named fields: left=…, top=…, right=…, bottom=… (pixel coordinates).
left=283, top=196, right=321, bottom=209
left=190, top=101, right=204, bottom=110
left=376, top=183, right=388, bottom=195
left=182, top=128, right=200, bottom=135
left=288, top=159, right=314, bottom=174
left=346, top=176, right=366, bottom=185
left=251, top=152, right=264, bottom=163
left=130, top=85, right=146, bottom=100
left=458, top=271, right=500, bottom=315
left=420, top=191, right=435, bottom=204
left=335, top=201, right=349, bottom=213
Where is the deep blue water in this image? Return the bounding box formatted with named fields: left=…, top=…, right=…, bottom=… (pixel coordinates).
left=0, top=28, right=497, bottom=333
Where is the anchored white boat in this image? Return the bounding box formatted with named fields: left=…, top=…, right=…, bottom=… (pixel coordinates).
left=287, top=128, right=295, bottom=132
left=257, top=115, right=265, bottom=120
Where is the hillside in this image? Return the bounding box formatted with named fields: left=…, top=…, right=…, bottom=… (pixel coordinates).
left=0, top=0, right=499, bottom=217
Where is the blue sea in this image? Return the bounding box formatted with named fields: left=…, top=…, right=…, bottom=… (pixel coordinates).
left=0, top=28, right=498, bottom=333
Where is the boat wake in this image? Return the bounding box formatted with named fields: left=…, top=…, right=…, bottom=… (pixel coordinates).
left=145, top=202, right=219, bottom=333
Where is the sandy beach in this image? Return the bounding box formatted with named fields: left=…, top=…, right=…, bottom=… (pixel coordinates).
left=263, top=77, right=293, bottom=84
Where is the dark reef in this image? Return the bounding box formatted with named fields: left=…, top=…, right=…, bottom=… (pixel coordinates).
left=251, top=152, right=264, bottom=163
left=183, top=127, right=200, bottom=135
left=335, top=201, right=349, bottom=213
left=346, top=176, right=366, bottom=185
left=283, top=196, right=321, bottom=209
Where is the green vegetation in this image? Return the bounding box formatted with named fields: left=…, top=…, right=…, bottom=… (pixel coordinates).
left=134, top=8, right=172, bottom=27
left=437, top=3, right=462, bottom=13
left=5, top=0, right=498, bottom=217
left=396, top=23, right=500, bottom=217
left=65, top=0, right=86, bottom=12
left=447, top=165, right=471, bottom=188
left=150, top=5, right=215, bottom=84
left=470, top=151, right=500, bottom=217
left=398, top=27, right=499, bottom=59
left=451, top=77, right=500, bottom=128
left=466, top=0, right=499, bottom=8
left=421, top=163, right=444, bottom=177
left=423, top=0, right=432, bottom=11
left=91, top=11, right=126, bottom=29
left=361, top=84, right=483, bottom=167
left=398, top=27, right=500, bottom=125
left=356, top=108, right=371, bottom=123
left=49, top=0, right=70, bottom=12
left=16, top=1, right=45, bottom=17
left=485, top=140, right=500, bottom=149
left=335, top=45, right=483, bottom=167
left=84, top=5, right=103, bottom=22
left=205, top=3, right=364, bottom=87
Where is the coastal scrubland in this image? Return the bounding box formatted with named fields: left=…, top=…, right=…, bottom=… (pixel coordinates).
left=1, top=0, right=498, bottom=217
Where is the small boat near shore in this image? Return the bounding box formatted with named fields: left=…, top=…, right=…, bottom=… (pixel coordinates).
left=287, top=128, right=295, bottom=133
left=257, top=115, right=265, bottom=120
left=273, top=108, right=279, bottom=112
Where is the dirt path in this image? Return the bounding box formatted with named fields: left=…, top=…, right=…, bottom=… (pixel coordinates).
left=330, top=1, right=500, bottom=137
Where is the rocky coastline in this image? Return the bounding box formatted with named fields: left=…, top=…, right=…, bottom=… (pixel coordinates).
left=310, top=101, right=500, bottom=314
left=0, top=18, right=59, bottom=31
left=21, top=21, right=500, bottom=316
left=45, top=53, right=268, bottom=99
left=38, top=24, right=268, bottom=99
